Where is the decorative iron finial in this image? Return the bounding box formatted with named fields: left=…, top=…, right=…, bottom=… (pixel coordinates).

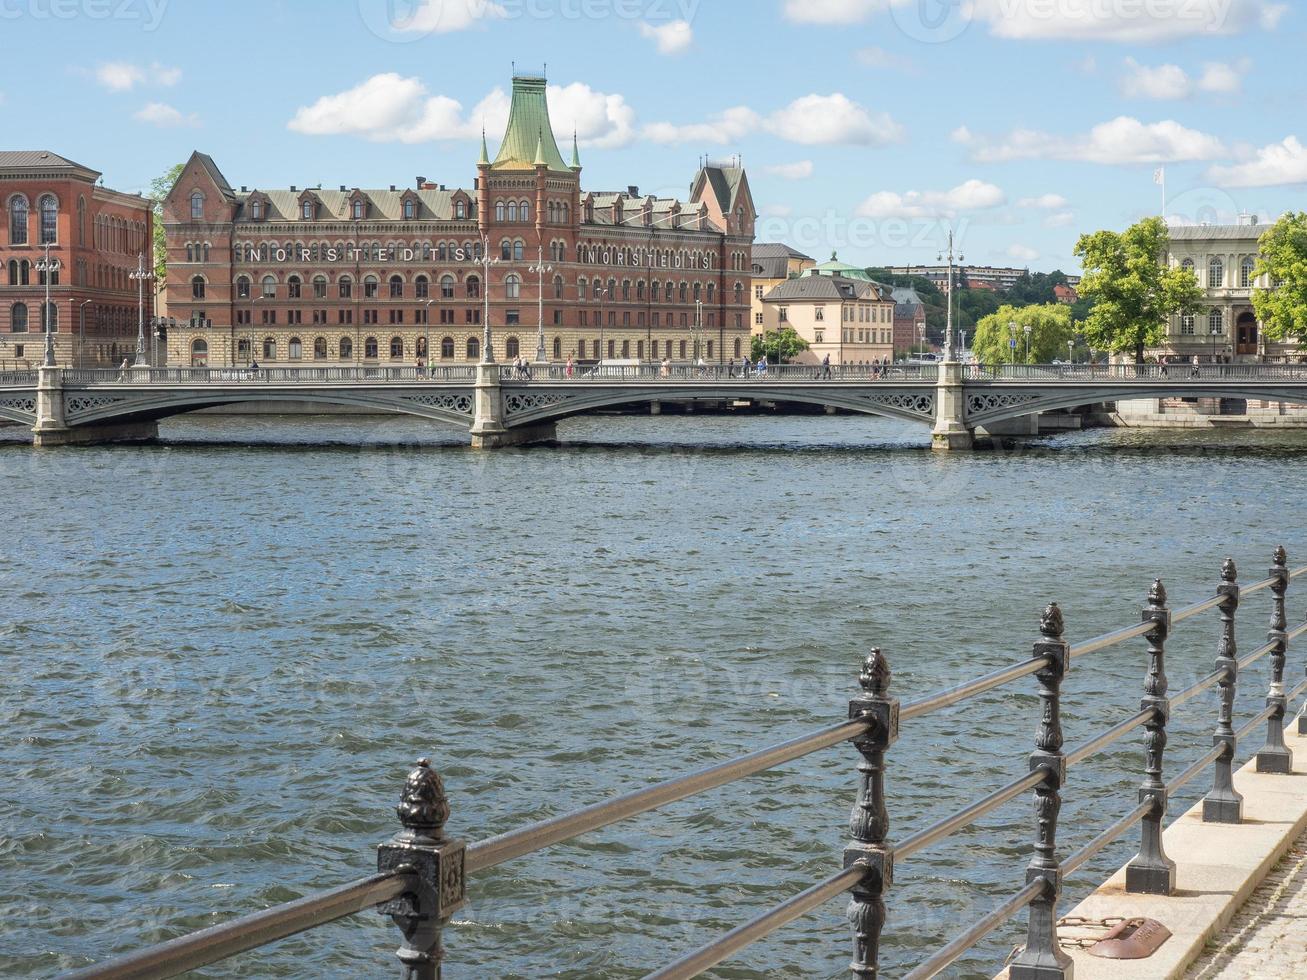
left=860, top=648, right=891, bottom=697
left=1222, top=558, right=1238, bottom=583
left=396, top=758, right=450, bottom=834
left=1040, top=602, right=1064, bottom=639
left=1274, top=545, right=1288, bottom=568
left=1149, top=579, right=1168, bottom=608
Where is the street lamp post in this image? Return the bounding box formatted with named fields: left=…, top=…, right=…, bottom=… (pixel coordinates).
left=479, top=237, right=500, bottom=364
left=1024, top=322, right=1033, bottom=364
left=938, top=229, right=964, bottom=361
left=128, top=251, right=155, bottom=368
left=1008, top=320, right=1017, bottom=365
left=1067, top=339, right=1074, bottom=365
left=530, top=246, right=552, bottom=364
left=78, top=299, right=92, bottom=369
left=1211, top=323, right=1220, bottom=363
left=35, top=243, right=61, bottom=367
left=424, top=299, right=434, bottom=372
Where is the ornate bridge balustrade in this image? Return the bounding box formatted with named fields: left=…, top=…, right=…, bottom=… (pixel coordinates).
left=9, top=361, right=1307, bottom=448
left=60, top=547, right=1307, bottom=979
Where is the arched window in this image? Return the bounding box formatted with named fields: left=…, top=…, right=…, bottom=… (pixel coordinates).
left=311, top=275, right=327, bottom=299
left=679, top=282, right=688, bottom=303
left=1241, top=256, right=1256, bottom=288
left=466, top=276, right=481, bottom=298
left=288, top=337, right=303, bottom=359
left=496, top=202, right=506, bottom=222
left=415, top=336, right=428, bottom=359
left=734, top=282, right=744, bottom=304
left=8, top=195, right=28, bottom=246
left=10, top=302, right=27, bottom=333
left=440, top=336, right=455, bottom=359
left=389, top=275, right=404, bottom=298
left=41, top=302, right=57, bottom=332
left=1209, top=309, right=1224, bottom=334
left=263, top=337, right=276, bottom=360
left=353, top=200, right=364, bottom=219
left=339, top=336, right=353, bottom=359
left=553, top=275, right=564, bottom=299
left=190, top=338, right=208, bottom=366
left=190, top=192, right=204, bottom=220
left=505, top=274, right=522, bottom=299
left=236, top=276, right=251, bottom=299
left=38, top=194, right=57, bottom=244
left=508, top=202, right=518, bottom=222
left=520, top=202, right=530, bottom=223
left=553, top=336, right=562, bottom=359
left=404, top=199, right=415, bottom=219
left=621, top=280, right=631, bottom=301
left=665, top=281, right=674, bottom=303
left=302, top=200, right=314, bottom=220
left=411, top=275, right=427, bottom=300
left=734, top=338, right=741, bottom=358
left=390, top=336, right=404, bottom=359
left=707, top=282, right=716, bottom=303
left=364, top=275, right=379, bottom=298
left=693, top=282, right=702, bottom=302
left=466, top=336, right=480, bottom=360
left=77, top=196, right=86, bottom=245
left=261, top=275, right=277, bottom=298
left=191, top=275, right=206, bottom=299
left=1208, top=257, right=1223, bottom=289
left=313, top=336, right=328, bottom=359
left=455, top=200, right=466, bottom=220
left=513, top=240, right=524, bottom=261
left=339, top=276, right=353, bottom=298
left=500, top=238, right=512, bottom=261
left=365, top=336, right=379, bottom=358
left=251, top=200, right=262, bottom=220
left=287, top=275, right=302, bottom=299
left=505, top=336, right=520, bottom=359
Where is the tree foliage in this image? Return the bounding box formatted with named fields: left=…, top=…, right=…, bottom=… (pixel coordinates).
left=1074, top=216, right=1203, bottom=361
left=149, top=163, right=184, bottom=281
left=1252, top=211, right=1307, bottom=344
left=972, top=304, right=1075, bottom=365
left=751, top=327, right=809, bottom=362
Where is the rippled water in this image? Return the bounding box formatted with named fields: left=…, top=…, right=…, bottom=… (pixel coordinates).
left=2, top=413, right=1305, bottom=978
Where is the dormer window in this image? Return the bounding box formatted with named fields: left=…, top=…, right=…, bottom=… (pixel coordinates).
left=455, top=200, right=466, bottom=220
left=404, top=199, right=415, bottom=219
left=251, top=200, right=262, bottom=220
left=352, top=200, right=365, bottom=220
left=302, top=201, right=314, bottom=220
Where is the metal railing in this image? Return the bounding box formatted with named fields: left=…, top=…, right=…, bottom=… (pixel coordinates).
left=520, top=362, right=939, bottom=383
left=59, top=548, right=1307, bottom=980
left=966, top=362, right=1307, bottom=382
left=60, top=365, right=478, bottom=384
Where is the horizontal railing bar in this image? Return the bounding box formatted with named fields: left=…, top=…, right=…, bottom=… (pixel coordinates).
left=1061, top=801, right=1153, bottom=878
left=464, top=718, right=870, bottom=874
left=1065, top=708, right=1156, bottom=767
left=1069, top=620, right=1154, bottom=660
left=897, top=769, right=1047, bottom=861
left=641, top=864, right=864, bottom=980
left=58, top=871, right=411, bottom=980
left=1169, top=593, right=1225, bottom=625
left=900, top=656, right=1048, bottom=722
left=900, top=879, right=1046, bottom=980
left=1170, top=668, right=1228, bottom=710
left=1237, top=638, right=1280, bottom=673
left=1168, top=743, right=1225, bottom=796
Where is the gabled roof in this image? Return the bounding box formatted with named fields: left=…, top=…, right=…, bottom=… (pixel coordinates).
left=752, top=242, right=814, bottom=278
left=699, top=165, right=747, bottom=213
left=232, top=187, right=477, bottom=223
left=764, top=274, right=886, bottom=303
left=0, top=150, right=100, bottom=182
left=1169, top=224, right=1264, bottom=242
left=491, top=75, right=570, bottom=173
left=182, top=151, right=236, bottom=200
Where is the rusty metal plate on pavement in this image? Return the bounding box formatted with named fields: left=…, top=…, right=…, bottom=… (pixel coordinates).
left=1087, top=917, right=1172, bottom=959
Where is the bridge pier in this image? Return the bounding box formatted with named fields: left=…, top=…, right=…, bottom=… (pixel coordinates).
left=931, top=361, right=974, bottom=451
left=469, top=363, right=556, bottom=448
left=30, top=365, right=158, bottom=446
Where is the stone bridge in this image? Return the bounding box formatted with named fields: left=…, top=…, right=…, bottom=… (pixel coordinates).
left=6, top=361, right=1307, bottom=449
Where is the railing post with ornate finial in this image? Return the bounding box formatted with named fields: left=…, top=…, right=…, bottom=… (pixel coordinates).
left=1204, top=559, right=1243, bottom=823
left=1258, top=546, right=1293, bottom=773
left=845, top=649, right=899, bottom=979
left=1010, top=602, right=1072, bottom=980
left=377, top=759, right=467, bottom=980
left=1126, top=580, right=1176, bottom=895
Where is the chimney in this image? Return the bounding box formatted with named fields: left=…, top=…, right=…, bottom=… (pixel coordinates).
left=290, top=185, right=297, bottom=192
left=340, top=185, right=347, bottom=192
left=422, top=182, right=439, bottom=190
left=416, top=176, right=426, bottom=188
left=240, top=185, right=247, bottom=193
left=628, top=185, right=639, bottom=197
left=390, top=184, right=396, bottom=192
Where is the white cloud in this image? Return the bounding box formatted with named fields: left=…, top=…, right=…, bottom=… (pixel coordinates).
left=967, top=116, right=1226, bottom=164
left=638, top=19, right=693, bottom=55
left=765, top=161, right=815, bottom=179
left=1017, top=193, right=1068, bottom=209
left=387, top=0, right=507, bottom=33
left=766, top=93, right=904, bottom=145
left=950, top=125, right=973, bottom=144
left=1044, top=211, right=1077, bottom=228
left=94, top=61, right=180, bottom=92
left=288, top=74, right=635, bottom=148
left=784, top=0, right=1285, bottom=41
left=761, top=203, right=795, bottom=218
left=1120, top=58, right=1246, bottom=99
left=856, top=179, right=1006, bottom=219
left=643, top=106, right=761, bottom=145
left=1008, top=244, right=1040, bottom=262
left=855, top=46, right=916, bottom=72
left=1207, top=136, right=1307, bottom=187
left=134, top=102, right=198, bottom=128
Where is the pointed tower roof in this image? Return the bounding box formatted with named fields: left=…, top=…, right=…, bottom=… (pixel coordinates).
left=571, top=131, right=581, bottom=170
left=491, top=74, right=569, bottom=172
left=478, top=128, right=490, bottom=166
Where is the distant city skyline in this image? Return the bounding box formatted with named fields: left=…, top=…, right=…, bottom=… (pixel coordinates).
left=2, top=0, right=1304, bottom=272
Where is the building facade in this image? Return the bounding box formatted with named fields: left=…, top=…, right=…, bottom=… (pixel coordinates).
left=759, top=271, right=895, bottom=366
left=161, top=74, right=755, bottom=369
left=1, top=151, right=154, bottom=369
left=749, top=242, right=814, bottom=335
left=891, top=285, right=927, bottom=355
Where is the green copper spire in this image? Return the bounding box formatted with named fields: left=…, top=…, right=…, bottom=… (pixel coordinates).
left=571, top=130, right=581, bottom=170
left=478, top=128, right=489, bottom=166
left=491, top=74, right=568, bottom=172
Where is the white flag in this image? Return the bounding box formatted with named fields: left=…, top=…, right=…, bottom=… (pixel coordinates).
left=1154, top=168, right=1165, bottom=185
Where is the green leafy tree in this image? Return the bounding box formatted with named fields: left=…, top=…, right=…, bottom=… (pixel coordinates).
left=751, top=327, right=809, bottom=362
left=1074, top=216, right=1204, bottom=362
left=149, top=163, right=184, bottom=281
left=1252, top=211, right=1307, bottom=344
left=972, top=304, right=1075, bottom=365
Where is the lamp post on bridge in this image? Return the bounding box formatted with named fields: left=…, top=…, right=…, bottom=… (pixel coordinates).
left=78, top=299, right=92, bottom=369
left=478, top=236, right=500, bottom=364
left=35, top=242, right=61, bottom=367
left=530, top=246, right=552, bottom=364
left=1024, top=322, right=1032, bottom=365
left=129, top=251, right=155, bottom=368
left=938, top=229, right=963, bottom=362
left=1008, top=320, right=1017, bottom=365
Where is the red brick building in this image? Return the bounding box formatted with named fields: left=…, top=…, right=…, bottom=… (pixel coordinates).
left=0, top=151, right=154, bottom=368
left=162, top=74, right=756, bottom=368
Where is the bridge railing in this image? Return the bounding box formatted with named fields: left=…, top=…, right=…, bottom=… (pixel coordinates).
left=57, top=548, right=1307, bottom=980
left=0, top=369, right=38, bottom=387
left=61, top=365, right=479, bottom=385
left=516, top=362, right=940, bottom=383
left=967, top=362, right=1307, bottom=382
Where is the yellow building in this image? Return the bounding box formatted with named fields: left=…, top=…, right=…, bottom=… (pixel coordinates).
left=750, top=243, right=814, bottom=335
left=759, top=272, right=895, bottom=366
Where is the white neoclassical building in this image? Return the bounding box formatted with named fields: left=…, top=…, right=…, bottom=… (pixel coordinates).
left=1159, top=216, right=1298, bottom=363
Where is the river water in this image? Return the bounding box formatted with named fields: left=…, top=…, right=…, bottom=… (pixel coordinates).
left=2, top=413, right=1305, bottom=978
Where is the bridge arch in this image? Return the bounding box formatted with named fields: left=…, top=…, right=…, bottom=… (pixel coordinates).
left=967, top=385, right=1307, bottom=429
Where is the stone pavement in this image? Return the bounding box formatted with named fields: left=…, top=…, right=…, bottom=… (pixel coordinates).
left=1184, top=836, right=1307, bottom=978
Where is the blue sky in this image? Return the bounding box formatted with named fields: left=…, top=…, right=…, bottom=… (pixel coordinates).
left=3, top=0, right=1304, bottom=273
